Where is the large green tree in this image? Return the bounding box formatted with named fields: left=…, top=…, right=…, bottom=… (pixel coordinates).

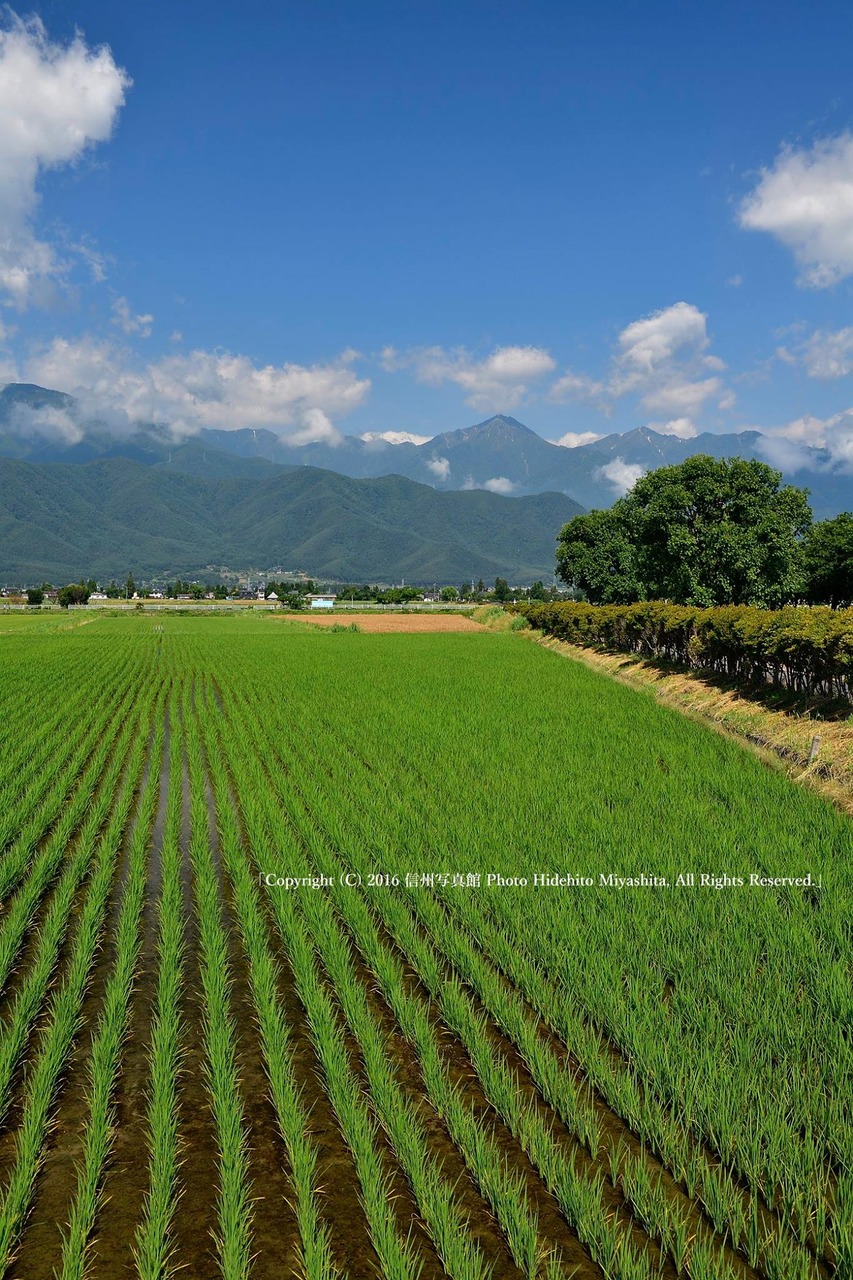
left=802, top=512, right=853, bottom=604
left=556, top=508, right=641, bottom=604
left=556, top=455, right=812, bottom=606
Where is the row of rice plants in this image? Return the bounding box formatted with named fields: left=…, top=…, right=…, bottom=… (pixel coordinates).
left=254, top=631, right=844, bottom=1268
left=198, top=689, right=345, bottom=1280
left=221, top=669, right=765, bottom=1279
left=0, top=675, right=163, bottom=1275
left=246, top=741, right=724, bottom=1280
left=201, top=687, right=570, bottom=1277
left=274, top=836, right=594, bottom=1280
left=134, top=699, right=186, bottom=1280
left=0, top=685, right=155, bottom=1135
left=182, top=689, right=253, bottom=1280
left=0, top=638, right=125, bottom=850
left=477, top=880, right=842, bottom=1266
left=339, top=704, right=830, bottom=1274
left=441, top=886, right=827, bottom=1279
left=214, top=670, right=667, bottom=1279
left=0, top=648, right=145, bottom=905
left=99, top=618, right=849, bottom=1276
left=57, top=702, right=166, bottom=1280
left=208, top=690, right=495, bottom=1280
left=0, top=670, right=145, bottom=1007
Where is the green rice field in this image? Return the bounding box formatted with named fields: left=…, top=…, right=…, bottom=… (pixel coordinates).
left=0, top=611, right=850, bottom=1280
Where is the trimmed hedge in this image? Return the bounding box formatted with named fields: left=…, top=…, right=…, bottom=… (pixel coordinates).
left=513, top=601, right=853, bottom=702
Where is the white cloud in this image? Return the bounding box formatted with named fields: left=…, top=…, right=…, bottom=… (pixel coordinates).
left=757, top=408, right=853, bottom=471
left=360, top=430, right=432, bottom=445
left=22, top=337, right=370, bottom=443
left=461, top=475, right=518, bottom=495
left=0, top=13, right=130, bottom=306
left=548, top=370, right=606, bottom=403
left=798, top=327, right=853, bottom=379
left=726, top=274, right=743, bottom=287
left=111, top=296, right=153, bottom=337
left=641, top=376, right=721, bottom=417
left=596, top=458, right=646, bottom=497
left=739, top=133, right=853, bottom=287
left=615, top=301, right=709, bottom=376
left=549, top=303, right=730, bottom=423
left=170, top=330, right=183, bottom=343
left=550, top=430, right=604, bottom=448
left=650, top=417, right=698, bottom=439
left=612, top=303, right=725, bottom=416
left=392, top=344, right=556, bottom=410
left=6, top=401, right=82, bottom=444
left=482, top=476, right=517, bottom=495
left=426, top=455, right=450, bottom=480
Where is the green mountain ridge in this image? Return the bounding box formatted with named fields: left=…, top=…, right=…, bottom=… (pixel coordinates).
left=0, top=453, right=584, bottom=583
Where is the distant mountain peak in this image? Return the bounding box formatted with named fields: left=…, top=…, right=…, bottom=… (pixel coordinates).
left=471, top=414, right=537, bottom=434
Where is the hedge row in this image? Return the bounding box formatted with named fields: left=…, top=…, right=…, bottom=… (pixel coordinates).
left=513, top=601, right=853, bottom=702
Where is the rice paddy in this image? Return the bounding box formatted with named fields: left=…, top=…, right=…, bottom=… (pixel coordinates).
left=0, top=611, right=850, bottom=1280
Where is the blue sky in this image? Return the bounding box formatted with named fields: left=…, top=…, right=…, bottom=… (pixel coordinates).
left=2, top=0, right=853, bottom=468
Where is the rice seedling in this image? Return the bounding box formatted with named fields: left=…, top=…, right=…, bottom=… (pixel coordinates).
left=58, top=707, right=166, bottom=1280
left=183, top=690, right=253, bottom=1280
left=134, top=700, right=186, bottom=1280
left=0, top=679, right=161, bottom=1276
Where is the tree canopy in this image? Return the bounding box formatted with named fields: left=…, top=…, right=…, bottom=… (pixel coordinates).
left=803, top=512, right=853, bottom=605
left=556, top=455, right=812, bottom=607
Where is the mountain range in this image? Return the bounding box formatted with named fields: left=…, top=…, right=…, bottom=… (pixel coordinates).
left=0, top=455, right=583, bottom=583
left=0, top=382, right=849, bottom=583
left=1, top=382, right=850, bottom=518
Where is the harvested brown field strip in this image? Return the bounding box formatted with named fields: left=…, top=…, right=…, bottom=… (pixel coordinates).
left=284, top=610, right=481, bottom=631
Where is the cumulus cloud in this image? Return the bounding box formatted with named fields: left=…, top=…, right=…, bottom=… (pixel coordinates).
left=111, top=296, right=153, bottom=337
left=389, top=344, right=556, bottom=411
left=615, top=302, right=709, bottom=376
left=6, top=401, right=83, bottom=444
left=596, top=458, right=646, bottom=497
left=548, top=370, right=607, bottom=407
left=426, top=455, right=451, bottom=480
left=739, top=133, right=853, bottom=287
left=482, top=476, right=517, bottom=495
left=756, top=408, right=853, bottom=471
left=360, top=430, right=433, bottom=446
left=549, top=303, right=730, bottom=423
left=461, top=475, right=518, bottom=495
left=650, top=417, right=698, bottom=439
left=22, top=337, right=370, bottom=443
left=797, top=327, right=853, bottom=379
left=550, top=431, right=604, bottom=448
left=611, top=302, right=726, bottom=415
left=0, top=13, right=130, bottom=307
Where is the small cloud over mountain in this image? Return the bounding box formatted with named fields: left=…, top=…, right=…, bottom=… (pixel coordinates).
left=596, top=457, right=646, bottom=496
left=384, top=344, right=556, bottom=411
left=360, top=430, right=433, bottom=445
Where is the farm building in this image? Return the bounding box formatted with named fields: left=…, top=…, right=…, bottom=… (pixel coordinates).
left=307, top=593, right=336, bottom=609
